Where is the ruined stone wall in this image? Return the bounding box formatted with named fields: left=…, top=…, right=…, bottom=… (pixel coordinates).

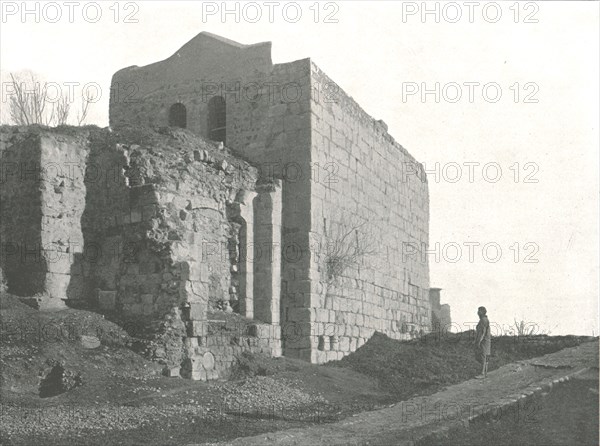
left=0, top=129, right=88, bottom=309
left=1, top=125, right=282, bottom=380
left=85, top=128, right=284, bottom=380
left=109, top=36, right=314, bottom=359
left=298, top=62, right=431, bottom=363
left=182, top=317, right=280, bottom=380
left=80, top=127, right=258, bottom=318
left=1, top=130, right=45, bottom=298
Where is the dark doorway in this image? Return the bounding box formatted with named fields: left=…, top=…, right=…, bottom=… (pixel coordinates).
left=168, top=103, right=187, bottom=128
left=207, top=96, right=226, bottom=142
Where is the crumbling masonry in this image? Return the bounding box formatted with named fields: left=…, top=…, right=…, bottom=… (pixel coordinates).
left=0, top=33, right=444, bottom=380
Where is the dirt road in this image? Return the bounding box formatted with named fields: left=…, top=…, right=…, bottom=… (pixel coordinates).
left=216, top=340, right=599, bottom=446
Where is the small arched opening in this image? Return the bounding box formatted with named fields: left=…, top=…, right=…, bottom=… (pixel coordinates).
left=168, top=103, right=187, bottom=128
left=207, top=96, right=226, bottom=143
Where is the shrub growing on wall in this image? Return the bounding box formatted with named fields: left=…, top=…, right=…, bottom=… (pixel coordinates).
left=323, top=215, right=377, bottom=284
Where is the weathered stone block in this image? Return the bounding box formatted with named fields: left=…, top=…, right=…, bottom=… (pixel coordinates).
left=191, top=369, right=207, bottom=381
left=349, top=337, right=357, bottom=352
left=339, top=336, right=350, bottom=352
left=171, top=242, right=190, bottom=260
left=315, top=309, right=329, bottom=323
left=288, top=307, right=311, bottom=322
left=164, top=366, right=181, bottom=377
left=80, top=335, right=101, bottom=349
left=179, top=280, right=208, bottom=302
left=202, top=352, right=215, bottom=370
left=189, top=321, right=208, bottom=337
left=44, top=273, right=70, bottom=299
left=189, top=302, right=206, bottom=320
left=184, top=337, right=198, bottom=350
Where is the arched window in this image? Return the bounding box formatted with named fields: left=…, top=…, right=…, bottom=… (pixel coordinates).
left=207, top=96, right=226, bottom=143
left=168, top=103, right=187, bottom=128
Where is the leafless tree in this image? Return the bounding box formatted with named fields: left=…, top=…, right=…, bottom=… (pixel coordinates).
left=77, top=88, right=94, bottom=125
left=52, top=94, right=71, bottom=126
left=8, top=73, right=50, bottom=125
left=5, top=71, right=94, bottom=126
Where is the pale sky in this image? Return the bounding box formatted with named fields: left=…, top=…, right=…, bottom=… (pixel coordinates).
left=1, top=1, right=598, bottom=335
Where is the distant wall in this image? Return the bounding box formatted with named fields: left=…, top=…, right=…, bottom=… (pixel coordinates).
left=440, top=304, right=451, bottom=329
left=429, top=288, right=451, bottom=331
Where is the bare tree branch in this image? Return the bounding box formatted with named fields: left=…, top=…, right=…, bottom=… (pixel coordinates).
left=54, top=94, right=71, bottom=126
left=9, top=73, right=31, bottom=125
left=6, top=71, right=91, bottom=127
left=77, top=89, right=93, bottom=125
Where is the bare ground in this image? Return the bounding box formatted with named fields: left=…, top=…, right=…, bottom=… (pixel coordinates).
left=0, top=292, right=595, bottom=445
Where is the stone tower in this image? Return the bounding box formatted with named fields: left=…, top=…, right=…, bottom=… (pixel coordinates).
left=110, top=32, right=431, bottom=363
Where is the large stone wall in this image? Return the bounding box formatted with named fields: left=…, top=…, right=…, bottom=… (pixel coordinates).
left=1, top=130, right=46, bottom=298
left=293, top=62, right=431, bottom=363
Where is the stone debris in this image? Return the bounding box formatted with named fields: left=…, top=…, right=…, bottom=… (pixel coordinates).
left=216, top=376, right=328, bottom=414
left=80, top=335, right=101, bottom=349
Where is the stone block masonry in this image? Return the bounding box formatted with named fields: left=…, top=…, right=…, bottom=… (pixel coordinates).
left=283, top=62, right=432, bottom=363
left=0, top=31, right=439, bottom=379
left=109, top=32, right=436, bottom=365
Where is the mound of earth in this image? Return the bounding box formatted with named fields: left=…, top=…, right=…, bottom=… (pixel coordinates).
left=0, top=291, right=162, bottom=402
left=328, top=331, right=592, bottom=400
